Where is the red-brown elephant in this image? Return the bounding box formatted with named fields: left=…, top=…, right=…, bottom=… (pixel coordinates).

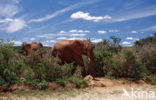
left=24, top=42, right=43, bottom=56
left=52, top=40, right=94, bottom=77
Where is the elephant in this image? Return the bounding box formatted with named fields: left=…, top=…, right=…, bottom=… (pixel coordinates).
left=52, top=40, right=94, bottom=77
left=24, top=42, right=43, bottom=56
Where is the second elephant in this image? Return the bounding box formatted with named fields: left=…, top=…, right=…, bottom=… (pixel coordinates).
left=24, top=42, right=43, bottom=56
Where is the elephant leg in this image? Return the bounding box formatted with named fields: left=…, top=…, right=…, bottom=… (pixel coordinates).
left=74, top=55, right=86, bottom=77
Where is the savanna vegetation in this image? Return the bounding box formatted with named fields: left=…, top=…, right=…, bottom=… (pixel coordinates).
left=0, top=34, right=156, bottom=91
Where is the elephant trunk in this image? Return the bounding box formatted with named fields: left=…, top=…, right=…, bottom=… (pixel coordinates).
left=87, top=52, right=94, bottom=77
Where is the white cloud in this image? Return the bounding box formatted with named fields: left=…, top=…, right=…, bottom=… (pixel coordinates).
left=0, top=18, right=13, bottom=23
left=109, top=29, right=119, bottom=32
left=71, top=11, right=111, bottom=22
left=69, top=29, right=90, bottom=33
left=0, top=0, right=20, bottom=17
left=42, top=43, right=49, bottom=46
left=29, top=0, right=100, bottom=23
left=59, top=30, right=66, bottom=33
left=126, top=37, right=133, bottom=40
left=37, top=34, right=55, bottom=38
left=56, top=37, right=67, bottom=40
left=14, top=41, right=22, bottom=46
left=45, top=40, right=56, bottom=43
left=0, top=18, right=26, bottom=33
left=6, top=19, right=26, bottom=33
left=143, top=25, right=156, bottom=31
left=122, top=41, right=131, bottom=45
left=70, top=33, right=86, bottom=37
left=112, top=5, right=156, bottom=22
left=97, top=30, right=107, bottom=34
left=84, top=30, right=90, bottom=33
left=67, top=37, right=86, bottom=40
left=57, top=33, right=69, bottom=36
left=30, top=38, right=36, bottom=41
left=69, top=29, right=77, bottom=33
left=126, top=37, right=139, bottom=41
left=78, top=30, right=83, bottom=33
left=50, top=40, right=56, bottom=43
left=42, top=40, right=56, bottom=46
left=0, top=0, right=26, bottom=33
left=91, top=39, right=103, bottom=43
left=9, top=40, right=22, bottom=46
left=131, top=31, right=137, bottom=33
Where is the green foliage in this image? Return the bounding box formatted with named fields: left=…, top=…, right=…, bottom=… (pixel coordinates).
left=28, top=79, right=48, bottom=90
left=14, top=42, right=26, bottom=54
left=106, top=50, right=147, bottom=80
left=105, top=58, right=120, bottom=78
left=37, top=80, right=48, bottom=90
left=94, top=36, right=122, bottom=54
left=0, top=43, right=26, bottom=87
left=56, top=78, right=67, bottom=86
left=135, top=37, right=156, bottom=47
left=94, top=51, right=113, bottom=76
left=94, top=49, right=147, bottom=81
left=0, top=36, right=156, bottom=90
left=24, top=51, right=74, bottom=82
left=141, top=49, right=156, bottom=74
left=97, top=51, right=112, bottom=59
left=0, top=41, right=74, bottom=89
left=68, top=75, right=87, bottom=88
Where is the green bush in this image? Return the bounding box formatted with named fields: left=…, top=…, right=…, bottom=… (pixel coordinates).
left=94, top=50, right=147, bottom=81
left=0, top=43, right=26, bottom=87
left=68, top=74, right=87, bottom=88
left=27, top=79, right=48, bottom=90
left=94, top=51, right=112, bottom=76
left=141, top=49, right=156, bottom=74
left=24, top=51, right=74, bottom=82
left=106, top=51, right=147, bottom=80
left=56, top=78, right=67, bottom=86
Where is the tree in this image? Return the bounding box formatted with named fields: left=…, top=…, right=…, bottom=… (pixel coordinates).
left=110, top=36, right=122, bottom=53
left=110, top=36, right=121, bottom=47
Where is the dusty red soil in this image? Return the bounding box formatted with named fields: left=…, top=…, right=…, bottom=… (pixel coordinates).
left=0, top=77, right=155, bottom=100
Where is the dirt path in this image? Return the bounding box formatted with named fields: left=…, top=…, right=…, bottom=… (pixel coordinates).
left=0, top=78, right=156, bottom=100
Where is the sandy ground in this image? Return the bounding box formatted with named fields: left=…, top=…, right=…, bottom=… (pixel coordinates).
left=0, top=78, right=156, bottom=100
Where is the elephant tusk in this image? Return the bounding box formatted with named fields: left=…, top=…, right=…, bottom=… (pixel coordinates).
left=88, top=57, right=91, bottom=62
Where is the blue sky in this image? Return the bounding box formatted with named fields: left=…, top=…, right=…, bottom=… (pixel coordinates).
left=0, top=0, right=156, bottom=46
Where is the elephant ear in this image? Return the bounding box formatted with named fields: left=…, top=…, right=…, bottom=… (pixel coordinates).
left=71, top=40, right=83, bottom=54
left=38, top=42, right=43, bottom=48
left=24, top=44, right=31, bottom=50
left=71, top=40, right=83, bottom=48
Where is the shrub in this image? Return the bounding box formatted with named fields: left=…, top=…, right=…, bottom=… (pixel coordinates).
left=99, top=50, right=147, bottom=81
left=94, top=51, right=112, bottom=76
left=0, top=43, right=26, bottom=87
left=141, top=48, right=156, bottom=74
left=119, top=51, right=146, bottom=80
left=105, top=58, right=120, bottom=78
left=24, top=50, right=74, bottom=82
left=56, top=78, right=67, bottom=86
left=68, top=74, right=87, bottom=88
left=37, top=80, right=48, bottom=90
left=27, top=79, right=48, bottom=90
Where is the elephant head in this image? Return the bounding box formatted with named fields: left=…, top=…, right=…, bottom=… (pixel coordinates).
left=81, top=40, right=94, bottom=60
left=81, top=40, right=94, bottom=76
left=24, top=42, right=43, bottom=56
